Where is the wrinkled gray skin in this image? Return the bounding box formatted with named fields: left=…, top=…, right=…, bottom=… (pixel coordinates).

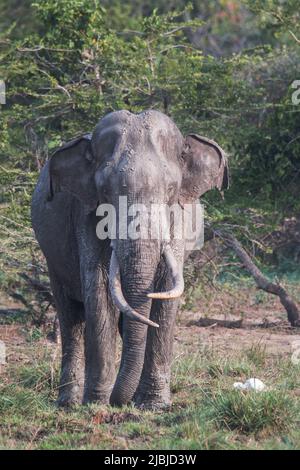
left=31, top=110, right=228, bottom=409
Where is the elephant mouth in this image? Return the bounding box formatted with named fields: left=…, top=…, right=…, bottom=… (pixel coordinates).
left=108, top=242, right=184, bottom=328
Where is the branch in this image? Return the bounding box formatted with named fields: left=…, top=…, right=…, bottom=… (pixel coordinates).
left=216, top=230, right=299, bottom=327
left=18, top=272, right=54, bottom=305
left=288, top=30, right=300, bottom=44
left=17, top=46, right=72, bottom=53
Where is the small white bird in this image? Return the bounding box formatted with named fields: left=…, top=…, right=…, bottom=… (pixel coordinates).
left=233, top=378, right=266, bottom=392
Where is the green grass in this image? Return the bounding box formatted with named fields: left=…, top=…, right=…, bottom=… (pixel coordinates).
left=1, top=343, right=300, bottom=450
left=0, top=308, right=29, bottom=325
left=209, top=389, right=294, bottom=435
left=244, top=342, right=267, bottom=368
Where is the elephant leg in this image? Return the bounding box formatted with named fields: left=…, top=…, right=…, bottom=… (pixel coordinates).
left=134, top=298, right=179, bottom=409
left=50, top=275, right=85, bottom=407
left=83, top=271, right=119, bottom=404
left=134, top=270, right=179, bottom=409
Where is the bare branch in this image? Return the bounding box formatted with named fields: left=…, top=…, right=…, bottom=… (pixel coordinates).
left=288, top=30, right=300, bottom=44
left=18, top=272, right=54, bottom=305
left=216, top=230, right=300, bottom=327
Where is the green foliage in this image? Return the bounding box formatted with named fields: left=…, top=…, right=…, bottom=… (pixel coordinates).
left=1, top=0, right=300, bottom=310
left=1, top=0, right=298, bottom=191
left=245, top=0, right=300, bottom=45
left=0, top=0, right=38, bottom=38
left=0, top=2, right=206, bottom=165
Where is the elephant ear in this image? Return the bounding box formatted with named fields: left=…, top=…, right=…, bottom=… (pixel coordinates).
left=179, top=134, right=229, bottom=205
left=48, top=134, right=98, bottom=213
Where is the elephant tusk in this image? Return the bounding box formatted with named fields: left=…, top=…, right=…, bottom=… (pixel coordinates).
left=109, top=249, right=159, bottom=328
left=147, top=244, right=184, bottom=300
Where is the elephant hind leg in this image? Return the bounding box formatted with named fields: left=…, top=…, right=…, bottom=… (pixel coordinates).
left=50, top=274, right=85, bottom=407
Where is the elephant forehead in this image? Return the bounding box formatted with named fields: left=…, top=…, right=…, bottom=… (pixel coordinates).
left=96, top=109, right=179, bottom=131
left=137, top=110, right=183, bottom=150
left=93, top=110, right=183, bottom=157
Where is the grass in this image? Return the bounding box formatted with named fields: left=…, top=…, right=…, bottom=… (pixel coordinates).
left=244, top=342, right=267, bottom=368
left=1, top=277, right=300, bottom=450
left=209, top=389, right=294, bottom=435
left=0, top=341, right=300, bottom=450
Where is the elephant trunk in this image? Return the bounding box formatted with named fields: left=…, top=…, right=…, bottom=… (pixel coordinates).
left=109, top=249, right=159, bottom=328
left=109, top=239, right=159, bottom=406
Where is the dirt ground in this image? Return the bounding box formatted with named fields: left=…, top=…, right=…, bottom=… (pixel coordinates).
left=1, top=286, right=300, bottom=374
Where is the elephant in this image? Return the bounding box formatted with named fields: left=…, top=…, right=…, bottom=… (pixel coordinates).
left=31, top=109, right=228, bottom=409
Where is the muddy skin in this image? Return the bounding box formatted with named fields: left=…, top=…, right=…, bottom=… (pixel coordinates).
left=31, top=109, right=228, bottom=409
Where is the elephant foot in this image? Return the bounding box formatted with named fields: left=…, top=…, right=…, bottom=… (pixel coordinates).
left=57, top=393, right=81, bottom=409
left=57, top=382, right=83, bottom=408
left=83, top=388, right=111, bottom=405
left=134, top=388, right=171, bottom=411
left=134, top=371, right=171, bottom=411
left=135, top=398, right=171, bottom=411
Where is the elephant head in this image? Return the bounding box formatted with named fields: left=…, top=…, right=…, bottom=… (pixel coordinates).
left=47, top=110, right=228, bottom=405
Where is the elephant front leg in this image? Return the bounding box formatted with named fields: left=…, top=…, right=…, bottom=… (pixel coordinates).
left=83, top=272, right=119, bottom=404
left=58, top=309, right=85, bottom=407
left=134, top=297, right=179, bottom=410
left=50, top=274, right=85, bottom=407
